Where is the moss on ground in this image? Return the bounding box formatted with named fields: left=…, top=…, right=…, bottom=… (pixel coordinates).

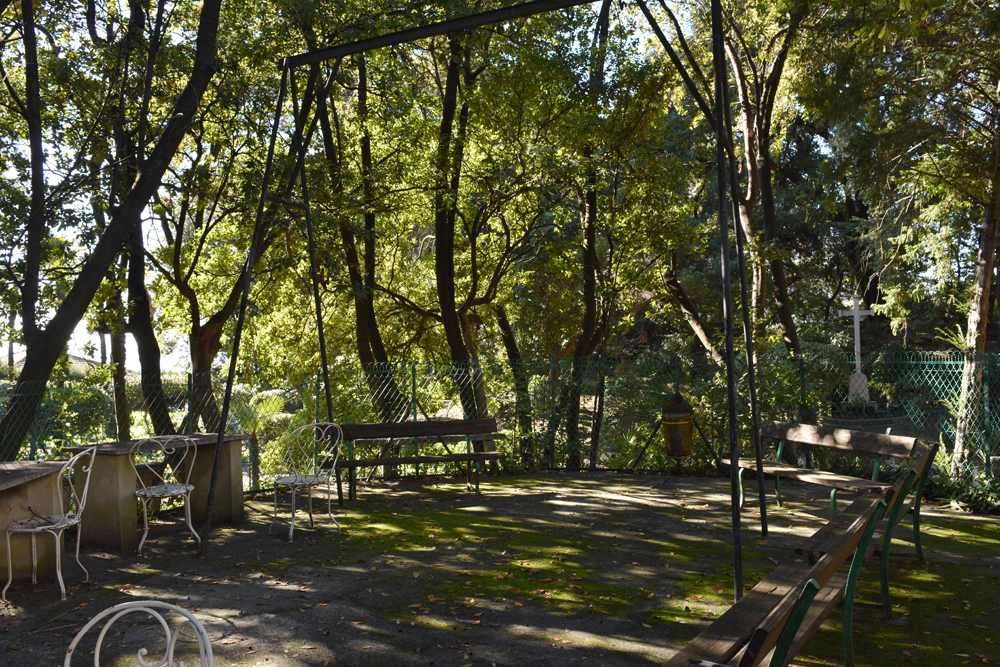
left=261, top=478, right=1000, bottom=666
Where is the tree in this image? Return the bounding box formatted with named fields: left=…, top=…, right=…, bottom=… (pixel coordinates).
left=0, top=0, right=223, bottom=459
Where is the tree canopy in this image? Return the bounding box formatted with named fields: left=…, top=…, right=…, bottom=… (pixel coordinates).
left=1, top=0, right=998, bottom=467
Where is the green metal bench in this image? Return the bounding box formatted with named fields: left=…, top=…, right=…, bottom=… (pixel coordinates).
left=737, top=421, right=937, bottom=520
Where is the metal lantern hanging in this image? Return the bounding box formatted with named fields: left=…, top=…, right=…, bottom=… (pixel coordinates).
left=661, top=393, right=693, bottom=457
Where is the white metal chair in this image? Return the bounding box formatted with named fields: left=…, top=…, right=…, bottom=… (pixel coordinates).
left=3, top=447, right=96, bottom=601
left=64, top=599, right=214, bottom=667
left=130, top=436, right=200, bottom=555
left=270, top=422, right=342, bottom=541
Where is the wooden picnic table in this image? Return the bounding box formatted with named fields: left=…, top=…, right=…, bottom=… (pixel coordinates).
left=66, top=434, right=249, bottom=552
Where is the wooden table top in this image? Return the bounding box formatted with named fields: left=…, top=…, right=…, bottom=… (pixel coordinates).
left=65, top=433, right=249, bottom=456
left=0, top=460, right=65, bottom=492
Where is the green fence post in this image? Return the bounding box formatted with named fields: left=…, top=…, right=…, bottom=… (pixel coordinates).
left=187, top=373, right=194, bottom=434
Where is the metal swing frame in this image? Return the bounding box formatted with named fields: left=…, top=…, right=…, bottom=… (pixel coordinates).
left=196, top=0, right=769, bottom=601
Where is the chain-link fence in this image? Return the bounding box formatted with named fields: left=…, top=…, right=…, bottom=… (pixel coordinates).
left=2, top=352, right=999, bottom=492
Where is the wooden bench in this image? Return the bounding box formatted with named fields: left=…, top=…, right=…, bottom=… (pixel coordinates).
left=666, top=494, right=888, bottom=667
left=737, top=421, right=935, bottom=518
left=329, top=418, right=506, bottom=500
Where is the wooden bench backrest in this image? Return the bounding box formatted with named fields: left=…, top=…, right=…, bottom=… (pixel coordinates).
left=664, top=496, right=882, bottom=667
left=340, top=418, right=498, bottom=441
left=760, top=420, right=917, bottom=459
left=738, top=497, right=882, bottom=667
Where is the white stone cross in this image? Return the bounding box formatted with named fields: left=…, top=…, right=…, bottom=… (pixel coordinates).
left=839, top=295, right=873, bottom=402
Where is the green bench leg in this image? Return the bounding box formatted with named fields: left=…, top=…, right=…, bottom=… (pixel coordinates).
left=843, top=498, right=888, bottom=667
left=910, top=442, right=938, bottom=565
left=774, top=440, right=785, bottom=508
left=830, top=488, right=838, bottom=517
left=768, top=578, right=821, bottom=667
left=881, top=468, right=917, bottom=621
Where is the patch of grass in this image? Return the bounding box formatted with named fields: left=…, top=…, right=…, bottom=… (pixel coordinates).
left=784, top=545, right=1000, bottom=666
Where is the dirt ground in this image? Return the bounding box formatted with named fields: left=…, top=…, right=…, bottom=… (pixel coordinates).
left=1, top=471, right=996, bottom=666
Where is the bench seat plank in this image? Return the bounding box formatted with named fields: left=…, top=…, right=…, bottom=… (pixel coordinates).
left=737, top=458, right=892, bottom=493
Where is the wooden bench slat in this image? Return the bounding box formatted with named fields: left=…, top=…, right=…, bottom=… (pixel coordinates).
left=760, top=420, right=917, bottom=459
left=340, top=418, right=498, bottom=441
left=737, top=458, right=892, bottom=493
left=795, top=495, right=889, bottom=560
left=352, top=433, right=506, bottom=447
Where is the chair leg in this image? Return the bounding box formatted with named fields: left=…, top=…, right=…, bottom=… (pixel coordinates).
left=327, top=480, right=340, bottom=533
left=184, top=496, right=201, bottom=545
left=830, top=488, right=839, bottom=517
left=288, top=487, right=297, bottom=542
left=30, top=533, right=37, bottom=584
left=51, top=530, right=67, bottom=601
left=3, top=530, right=13, bottom=601
left=737, top=468, right=746, bottom=509
left=270, top=488, right=279, bottom=534
left=138, top=499, right=151, bottom=556
left=74, top=523, right=89, bottom=582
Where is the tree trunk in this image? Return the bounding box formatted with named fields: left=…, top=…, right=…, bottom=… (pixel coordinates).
left=496, top=304, right=533, bottom=469
left=756, top=149, right=801, bottom=356
left=0, top=0, right=223, bottom=459
left=588, top=372, right=605, bottom=470
left=566, top=157, right=601, bottom=469
left=128, top=219, right=175, bottom=435
left=662, top=260, right=723, bottom=365
left=952, top=83, right=1000, bottom=477
left=434, top=35, right=479, bottom=421
left=318, top=58, right=407, bottom=423
left=190, top=323, right=224, bottom=432
left=111, top=316, right=130, bottom=442
left=566, top=2, right=611, bottom=468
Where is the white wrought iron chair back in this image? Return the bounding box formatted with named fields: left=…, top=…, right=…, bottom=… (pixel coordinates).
left=2, top=446, right=96, bottom=601
left=64, top=599, right=214, bottom=667
left=129, top=436, right=201, bottom=555
left=270, top=422, right=342, bottom=541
